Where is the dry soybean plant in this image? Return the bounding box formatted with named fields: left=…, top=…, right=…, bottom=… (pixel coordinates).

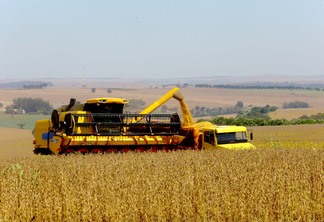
left=0, top=148, right=323, bottom=221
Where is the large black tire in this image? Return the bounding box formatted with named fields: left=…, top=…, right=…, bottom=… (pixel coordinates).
left=33, top=148, right=54, bottom=155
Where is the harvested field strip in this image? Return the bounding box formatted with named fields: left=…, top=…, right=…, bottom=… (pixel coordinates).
left=0, top=149, right=323, bottom=221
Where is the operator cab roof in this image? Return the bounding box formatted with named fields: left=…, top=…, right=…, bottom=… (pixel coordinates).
left=214, top=125, right=248, bottom=133
left=86, top=98, right=129, bottom=105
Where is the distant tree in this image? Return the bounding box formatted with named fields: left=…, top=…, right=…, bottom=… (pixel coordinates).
left=126, top=99, right=146, bottom=111
left=107, top=89, right=112, bottom=94
left=235, top=101, right=244, bottom=109
left=9, top=97, right=53, bottom=114
left=282, top=101, right=309, bottom=109
left=191, top=105, right=241, bottom=117
left=5, top=106, right=15, bottom=118
left=91, top=88, right=96, bottom=93
left=0, top=102, right=3, bottom=108
left=237, top=105, right=278, bottom=119
left=161, top=105, right=167, bottom=113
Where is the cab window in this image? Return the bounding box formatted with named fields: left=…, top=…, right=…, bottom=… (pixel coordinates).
left=216, top=132, right=248, bottom=144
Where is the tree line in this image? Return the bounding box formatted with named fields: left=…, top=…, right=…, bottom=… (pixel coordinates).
left=194, top=84, right=324, bottom=91
left=202, top=114, right=324, bottom=126
left=191, top=100, right=309, bottom=118
left=5, top=98, right=53, bottom=115
left=3, top=97, right=320, bottom=127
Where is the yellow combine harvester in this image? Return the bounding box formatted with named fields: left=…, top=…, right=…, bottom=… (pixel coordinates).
left=33, top=87, right=254, bottom=154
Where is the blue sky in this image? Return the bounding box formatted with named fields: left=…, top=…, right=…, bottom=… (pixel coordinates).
left=0, top=0, right=323, bottom=79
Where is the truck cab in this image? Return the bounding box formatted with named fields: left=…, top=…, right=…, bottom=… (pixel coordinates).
left=202, top=125, right=255, bottom=150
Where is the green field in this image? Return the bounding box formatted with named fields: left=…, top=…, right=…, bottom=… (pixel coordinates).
left=0, top=112, right=49, bottom=130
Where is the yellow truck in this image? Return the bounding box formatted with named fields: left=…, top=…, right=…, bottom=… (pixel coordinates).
left=33, top=87, right=254, bottom=154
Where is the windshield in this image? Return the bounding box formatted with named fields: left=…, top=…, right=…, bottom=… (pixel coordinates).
left=216, top=131, right=248, bottom=144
